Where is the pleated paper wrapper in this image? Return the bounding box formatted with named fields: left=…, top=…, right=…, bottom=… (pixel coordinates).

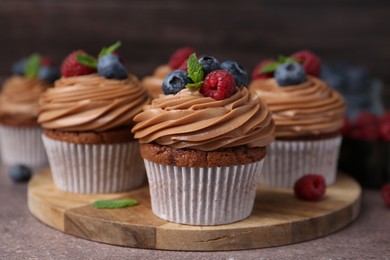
left=42, top=135, right=145, bottom=194
left=144, top=159, right=264, bottom=226
left=258, top=136, right=342, bottom=188
left=0, top=125, right=47, bottom=168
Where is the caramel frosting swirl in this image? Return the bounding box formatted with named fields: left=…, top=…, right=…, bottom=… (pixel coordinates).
left=250, top=76, right=345, bottom=138
left=142, top=65, right=172, bottom=99
left=132, top=87, right=275, bottom=151
left=38, top=74, right=150, bottom=132
left=0, top=76, right=50, bottom=118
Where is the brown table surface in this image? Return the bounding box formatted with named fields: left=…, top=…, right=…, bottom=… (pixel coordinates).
left=1, top=165, right=389, bottom=260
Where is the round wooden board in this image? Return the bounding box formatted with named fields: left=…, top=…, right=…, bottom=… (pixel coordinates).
left=28, top=170, right=361, bottom=251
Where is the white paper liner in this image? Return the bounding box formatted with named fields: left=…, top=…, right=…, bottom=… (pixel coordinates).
left=144, top=159, right=264, bottom=226
left=258, top=136, right=342, bottom=188
left=42, top=134, right=145, bottom=194
left=0, top=125, right=47, bottom=167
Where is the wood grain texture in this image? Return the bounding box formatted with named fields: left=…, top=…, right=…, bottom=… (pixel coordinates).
left=28, top=170, right=361, bottom=251
left=0, top=0, right=389, bottom=106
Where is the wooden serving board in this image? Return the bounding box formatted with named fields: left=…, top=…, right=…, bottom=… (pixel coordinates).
left=28, top=170, right=361, bottom=251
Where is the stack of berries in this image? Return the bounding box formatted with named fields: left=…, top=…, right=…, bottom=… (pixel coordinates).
left=61, top=41, right=128, bottom=79
left=162, top=52, right=249, bottom=100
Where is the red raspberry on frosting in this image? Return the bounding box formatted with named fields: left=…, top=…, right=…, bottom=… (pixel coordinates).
left=291, top=50, right=321, bottom=77
left=251, top=59, right=275, bottom=80
left=169, top=47, right=194, bottom=70
left=201, top=70, right=236, bottom=100
left=61, top=50, right=96, bottom=77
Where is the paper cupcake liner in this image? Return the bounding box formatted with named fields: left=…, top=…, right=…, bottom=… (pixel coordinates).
left=144, top=159, right=264, bottom=226
left=42, top=135, right=145, bottom=194
left=258, top=136, right=342, bottom=188
left=0, top=125, right=47, bottom=168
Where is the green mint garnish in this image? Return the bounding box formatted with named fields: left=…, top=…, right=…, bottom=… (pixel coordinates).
left=92, top=199, right=139, bottom=209
left=259, top=62, right=280, bottom=74
left=98, top=41, right=122, bottom=58
left=186, top=81, right=204, bottom=90
left=24, top=53, right=41, bottom=78
left=259, top=55, right=301, bottom=74
left=186, top=53, right=204, bottom=90
left=77, top=54, right=98, bottom=68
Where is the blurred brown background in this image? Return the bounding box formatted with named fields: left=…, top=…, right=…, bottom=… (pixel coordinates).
left=1, top=0, right=389, bottom=105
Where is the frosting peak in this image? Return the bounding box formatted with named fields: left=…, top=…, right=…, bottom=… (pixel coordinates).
left=38, top=74, right=150, bottom=132
left=132, top=87, right=275, bottom=151
left=250, top=76, right=345, bottom=137
left=0, top=76, right=50, bottom=118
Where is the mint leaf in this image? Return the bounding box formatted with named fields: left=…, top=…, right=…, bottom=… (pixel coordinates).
left=277, top=55, right=301, bottom=64
left=98, top=41, right=122, bottom=57
left=92, top=199, right=139, bottom=209
left=186, top=81, right=203, bottom=90
left=259, top=62, right=280, bottom=74
left=187, top=53, right=204, bottom=83
left=24, top=53, right=41, bottom=78
left=77, top=54, right=98, bottom=68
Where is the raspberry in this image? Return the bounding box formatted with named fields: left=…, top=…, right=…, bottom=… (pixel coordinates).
left=347, top=112, right=380, bottom=141
left=294, top=174, right=326, bottom=200
left=41, top=56, right=55, bottom=67
left=380, top=114, right=390, bottom=141
left=251, top=59, right=275, bottom=80
left=168, top=47, right=194, bottom=69
left=381, top=183, right=390, bottom=208
left=178, top=58, right=189, bottom=71
left=61, top=50, right=96, bottom=77
left=340, top=117, right=351, bottom=136
left=201, top=70, right=236, bottom=100
left=291, top=50, right=321, bottom=77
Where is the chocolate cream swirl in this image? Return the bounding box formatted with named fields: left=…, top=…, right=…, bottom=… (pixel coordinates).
left=250, top=76, right=345, bottom=138
left=38, top=74, right=150, bottom=132
left=132, top=87, right=275, bottom=151
left=0, top=76, right=50, bottom=118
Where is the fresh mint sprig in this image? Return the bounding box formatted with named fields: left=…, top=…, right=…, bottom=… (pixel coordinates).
left=92, top=199, right=139, bottom=209
left=24, top=53, right=42, bottom=78
left=77, top=53, right=98, bottom=68
left=76, top=41, right=122, bottom=69
left=98, top=41, right=122, bottom=58
left=259, top=55, right=301, bottom=74
left=186, top=53, right=204, bottom=90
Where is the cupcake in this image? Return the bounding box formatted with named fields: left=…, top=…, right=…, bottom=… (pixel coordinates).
left=250, top=50, right=345, bottom=187
left=0, top=54, right=60, bottom=167
left=142, top=47, right=194, bottom=98
left=38, top=42, right=150, bottom=193
left=132, top=53, right=275, bottom=225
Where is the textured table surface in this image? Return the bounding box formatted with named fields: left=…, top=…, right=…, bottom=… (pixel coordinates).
left=1, top=165, right=389, bottom=260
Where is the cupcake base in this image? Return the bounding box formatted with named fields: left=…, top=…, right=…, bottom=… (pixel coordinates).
left=144, top=159, right=263, bottom=226
left=0, top=125, right=47, bottom=167
left=42, top=134, right=145, bottom=194
left=258, top=136, right=342, bottom=188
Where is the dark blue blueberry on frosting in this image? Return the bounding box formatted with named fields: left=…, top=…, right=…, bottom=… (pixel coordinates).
left=162, top=70, right=192, bottom=95
left=198, top=56, right=221, bottom=75
left=220, top=60, right=249, bottom=87
left=275, top=61, right=306, bottom=86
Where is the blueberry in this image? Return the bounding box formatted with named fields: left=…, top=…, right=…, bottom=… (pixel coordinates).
left=12, top=58, right=26, bottom=75
left=162, top=70, right=192, bottom=95
left=220, top=60, right=249, bottom=87
left=97, top=54, right=128, bottom=80
left=198, top=56, right=220, bottom=75
left=275, top=62, right=306, bottom=86
left=9, top=164, right=32, bottom=183
left=38, top=66, right=60, bottom=84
